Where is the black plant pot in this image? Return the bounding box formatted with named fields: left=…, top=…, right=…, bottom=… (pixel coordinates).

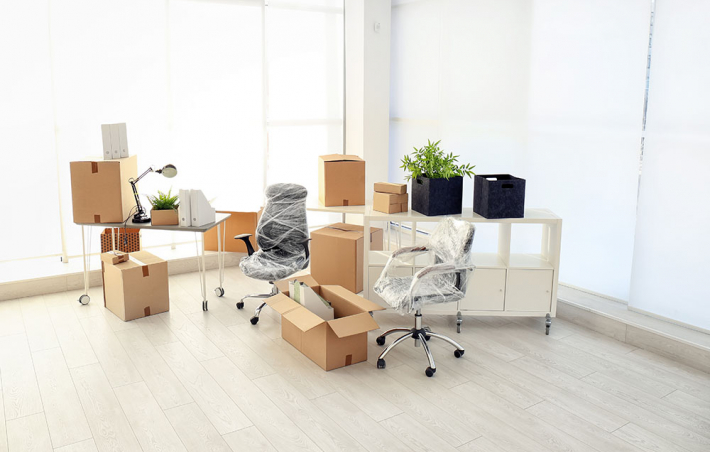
left=411, top=176, right=463, bottom=216
left=473, top=174, right=526, bottom=219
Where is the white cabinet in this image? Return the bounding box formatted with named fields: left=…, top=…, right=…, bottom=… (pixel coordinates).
left=505, top=269, right=553, bottom=312
left=460, top=268, right=506, bottom=311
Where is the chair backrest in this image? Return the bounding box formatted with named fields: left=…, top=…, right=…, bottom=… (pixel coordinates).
left=428, top=218, right=476, bottom=291
left=256, top=183, right=309, bottom=255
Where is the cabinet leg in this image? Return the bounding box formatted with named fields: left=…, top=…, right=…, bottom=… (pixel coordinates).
left=545, top=313, right=551, bottom=335
left=456, top=311, right=463, bottom=333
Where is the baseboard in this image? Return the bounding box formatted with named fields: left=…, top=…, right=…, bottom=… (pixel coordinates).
left=0, top=253, right=242, bottom=301
left=557, top=286, right=710, bottom=374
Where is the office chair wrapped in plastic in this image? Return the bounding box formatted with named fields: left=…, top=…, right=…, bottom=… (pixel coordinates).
left=235, top=183, right=310, bottom=324
left=373, top=217, right=475, bottom=377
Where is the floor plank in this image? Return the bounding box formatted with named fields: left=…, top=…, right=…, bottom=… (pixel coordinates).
left=0, top=334, right=43, bottom=420
left=6, top=412, right=52, bottom=452
left=53, top=439, right=99, bottom=452
left=223, top=427, right=276, bottom=452
left=164, top=403, right=232, bottom=452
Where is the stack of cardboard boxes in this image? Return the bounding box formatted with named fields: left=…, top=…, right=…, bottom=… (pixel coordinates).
left=373, top=182, right=408, bottom=213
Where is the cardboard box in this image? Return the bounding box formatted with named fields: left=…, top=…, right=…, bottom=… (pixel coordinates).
left=268, top=275, right=385, bottom=371
left=373, top=192, right=409, bottom=214
left=100, top=250, right=169, bottom=321
left=374, top=182, right=407, bottom=195
left=310, top=223, right=383, bottom=293
left=204, top=210, right=262, bottom=253
left=70, top=155, right=138, bottom=224
left=151, top=209, right=179, bottom=226
left=318, top=154, right=366, bottom=206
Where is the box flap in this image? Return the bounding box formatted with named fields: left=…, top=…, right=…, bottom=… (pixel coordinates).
left=311, top=223, right=383, bottom=241
left=101, top=252, right=129, bottom=265
left=319, top=154, right=364, bottom=163
left=327, top=312, right=379, bottom=338
left=283, top=306, right=326, bottom=332
left=265, top=293, right=302, bottom=314
left=321, top=285, right=386, bottom=313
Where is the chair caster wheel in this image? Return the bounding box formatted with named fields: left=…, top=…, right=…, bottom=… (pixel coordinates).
left=456, top=324, right=461, bottom=333
left=425, top=367, right=436, bottom=377
left=250, top=316, right=259, bottom=325
left=215, top=287, right=225, bottom=297
left=78, top=295, right=90, bottom=305
left=454, top=349, right=465, bottom=358
left=424, top=335, right=431, bottom=341
left=376, top=336, right=386, bottom=346
left=546, top=327, right=550, bottom=336
left=377, top=358, right=386, bottom=369
left=236, top=301, right=244, bottom=309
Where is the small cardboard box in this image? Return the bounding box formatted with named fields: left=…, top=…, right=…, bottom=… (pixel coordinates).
left=151, top=209, right=179, bottom=226
left=318, top=154, right=366, bottom=206
left=70, top=155, right=137, bottom=224
left=100, top=250, right=169, bottom=321
left=373, top=192, right=408, bottom=214
left=310, top=223, right=383, bottom=293
left=204, top=210, right=262, bottom=253
left=268, top=276, right=384, bottom=371
left=374, top=182, right=407, bottom=195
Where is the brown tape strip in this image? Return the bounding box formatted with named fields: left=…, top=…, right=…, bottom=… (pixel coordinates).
left=144, top=306, right=151, bottom=316
left=343, top=199, right=349, bottom=206
left=91, top=162, right=98, bottom=173
left=94, top=215, right=101, bottom=223
left=345, top=354, right=352, bottom=366
left=142, top=266, right=149, bottom=277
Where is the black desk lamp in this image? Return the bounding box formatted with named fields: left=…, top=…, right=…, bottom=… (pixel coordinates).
left=129, top=164, right=178, bottom=223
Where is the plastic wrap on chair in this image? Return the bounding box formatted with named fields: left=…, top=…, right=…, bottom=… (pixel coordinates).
left=239, top=183, right=310, bottom=281
left=374, top=218, right=475, bottom=314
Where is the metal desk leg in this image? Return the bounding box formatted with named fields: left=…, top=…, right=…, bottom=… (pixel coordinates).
left=78, top=225, right=90, bottom=305
left=214, top=222, right=225, bottom=297
left=200, top=232, right=209, bottom=311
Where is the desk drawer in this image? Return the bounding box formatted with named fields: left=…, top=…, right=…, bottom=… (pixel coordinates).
left=460, top=268, right=506, bottom=311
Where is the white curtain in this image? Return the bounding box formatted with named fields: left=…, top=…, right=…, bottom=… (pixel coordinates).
left=390, top=0, right=650, bottom=300
left=629, top=0, right=710, bottom=330
left=0, top=0, right=343, bottom=262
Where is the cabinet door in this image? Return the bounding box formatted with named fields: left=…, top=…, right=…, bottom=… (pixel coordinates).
left=368, top=266, right=414, bottom=308
left=505, top=269, right=553, bottom=312
left=460, top=268, right=506, bottom=311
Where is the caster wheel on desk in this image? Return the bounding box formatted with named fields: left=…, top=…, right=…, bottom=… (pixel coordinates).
left=425, top=367, right=436, bottom=377
left=202, top=301, right=208, bottom=311
left=545, top=326, right=550, bottom=336
left=250, top=316, right=259, bottom=325
left=456, top=324, right=461, bottom=334
left=78, top=295, right=90, bottom=305
left=377, top=358, right=386, bottom=369
left=376, top=336, right=386, bottom=346
left=454, top=349, right=465, bottom=358
left=214, top=287, right=225, bottom=297
left=236, top=301, right=244, bottom=309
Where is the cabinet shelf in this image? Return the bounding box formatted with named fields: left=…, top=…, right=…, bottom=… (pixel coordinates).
left=507, top=253, right=553, bottom=270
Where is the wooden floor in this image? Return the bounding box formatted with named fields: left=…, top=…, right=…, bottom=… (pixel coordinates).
left=1, top=267, right=710, bottom=452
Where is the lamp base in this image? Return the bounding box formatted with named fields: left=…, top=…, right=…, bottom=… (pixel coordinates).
left=132, top=211, right=151, bottom=224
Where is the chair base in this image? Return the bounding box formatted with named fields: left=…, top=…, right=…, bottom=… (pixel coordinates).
left=237, top=282, right=278, bottom=325
left=375, top=310, right=465, bottom=377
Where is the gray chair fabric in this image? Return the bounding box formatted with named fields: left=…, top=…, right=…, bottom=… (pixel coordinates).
left=374, top=218, right=475, bottom=313
left=239, top=183, right=309, bottom=281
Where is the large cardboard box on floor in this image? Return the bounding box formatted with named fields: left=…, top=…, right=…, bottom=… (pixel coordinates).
left=310, top=223, right=383, bottom=293
left=318, top=154, right=366, bottom=206
left=204, top=210, right=262, bottom=253
left=100, top=250, right=169, bottom=321
left=70, top=155, right=137, bottom=223
left=269, top=275, right=384, bottom=370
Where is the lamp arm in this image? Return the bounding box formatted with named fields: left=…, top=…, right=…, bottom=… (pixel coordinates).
left=134, top=166, right=155, bottom=184
left=130, top=180, right=146, bottom=216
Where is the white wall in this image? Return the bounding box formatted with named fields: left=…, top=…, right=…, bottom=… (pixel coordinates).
left=629, top=0, right=710, bottom=330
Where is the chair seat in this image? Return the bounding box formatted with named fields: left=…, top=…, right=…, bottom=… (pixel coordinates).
left=239, top=250, right=307, bottom=281
left=374, top=275, right=465, bottom=313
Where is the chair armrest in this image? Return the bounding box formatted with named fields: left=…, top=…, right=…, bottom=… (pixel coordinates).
left=407, top=263, right=475, bottom=304
left=301, top=238, right=312, bottom=261
left=392, top=245, right=428, bottom=259
left=234, top=234, right=255, bottom=256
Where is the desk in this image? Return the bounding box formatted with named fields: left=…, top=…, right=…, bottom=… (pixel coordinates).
left=74, top=213, right=231, bottom=311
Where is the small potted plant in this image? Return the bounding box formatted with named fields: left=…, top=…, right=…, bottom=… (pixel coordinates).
left=148, top=188, right=180, bottom=226
left=400, top=140, right=475, bottom=216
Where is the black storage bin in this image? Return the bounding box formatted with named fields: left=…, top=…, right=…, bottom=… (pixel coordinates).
left=411, top=176, right=463, bottom=216
left=473, top=174, right=526, bottom=219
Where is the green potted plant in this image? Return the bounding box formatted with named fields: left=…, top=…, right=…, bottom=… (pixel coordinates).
left=148, top=188, right=180, bottom=226
left=400, top=140, right=475, bottom=216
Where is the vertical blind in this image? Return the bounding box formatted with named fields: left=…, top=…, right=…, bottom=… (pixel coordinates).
left=390, top=0, right=650, bottom=301
left=629, top=0, right=710, bottom=330
left=0, top=0, right=343, bottom=263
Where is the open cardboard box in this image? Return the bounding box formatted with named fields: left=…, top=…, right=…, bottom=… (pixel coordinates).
left=269, top=275, right=384, bottom=370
